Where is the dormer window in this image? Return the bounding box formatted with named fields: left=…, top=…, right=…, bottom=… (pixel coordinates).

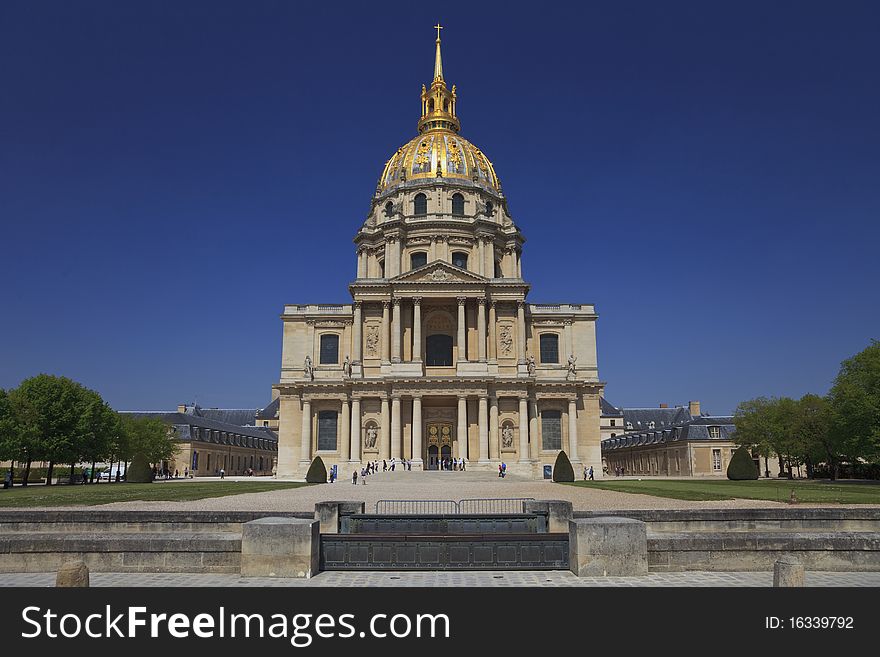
left=708, top=426, right=722, bottom=439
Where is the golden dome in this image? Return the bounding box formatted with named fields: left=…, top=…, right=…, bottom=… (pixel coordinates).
left=375, top=25, right=501, bottom=196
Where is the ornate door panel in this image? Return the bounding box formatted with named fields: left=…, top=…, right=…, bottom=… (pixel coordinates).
left=426, top=422, right=452, bottom=469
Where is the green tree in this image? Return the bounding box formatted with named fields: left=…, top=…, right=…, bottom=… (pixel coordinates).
left=305, top=456, right=327, bottom=483
left=727, top=446, right=759, bottom=480
left=117, top=414, right=178, bottom=466
left=828, top=340, right=880, bottom=463
left=76, top=388, right=118, bottom=483
left=552, top=450, right=575, bottom=482
left=793, top=394, right=836, bottom=479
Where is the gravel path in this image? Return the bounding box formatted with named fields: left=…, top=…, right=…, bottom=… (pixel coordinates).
left=6, top=471, right=813, bottom=512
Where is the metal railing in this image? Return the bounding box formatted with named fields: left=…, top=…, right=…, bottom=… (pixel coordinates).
left=375, top=500, right=460, bottom=514
left=374, top=498, right=536, bottom=515
left=459, top=498, right=535, bottom=514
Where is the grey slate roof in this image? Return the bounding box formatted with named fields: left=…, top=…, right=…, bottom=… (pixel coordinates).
left=256, top=398, right=280, bottom=420
left=183, top=405, right=260, bottom=427
left=620, top=407, right=691, bottom=432
left=599, top=397, right=623, bottom=417
left=601, top=415, right=735, bottom=452
left=121, top=411, right=278, bottom=443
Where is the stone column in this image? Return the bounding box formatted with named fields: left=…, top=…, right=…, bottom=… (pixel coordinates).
left=529, top=398, right=539, bottom=459
left=518, top=397, right=529, bottom=462
left=516, top=301, right=526, bottom=363
left=381, top=300, right=390, bottom=362
left=478, top=395, right=489, bottom=462
left=412, top=396, right=423, bottom=465
left=350, top=398, right=361, bottom=462
left=352, top=301, right=362, bottom=362
left=300, top=398, right=312, bottom=465
left=457, top=395, right=468, bottom=461
left=568, top=398, right=579, bottom=461
left=340, top=398, right=351, bottom=461
left=380, top=397, right=390, bottom=460
left=477, top=298, right=487, bottom=361
left=478, top=238, right=486, bottom=276
left=391, top=395, right=401, bottom=459
left=488, top=301, right=497, bottom=360
left=485, top=238, right=494, bottom=277
left=564, top=319, right=573, bottom=359
left=457, top=297, right=468, bottom=362
left=489, top=396, right=499, bottom=460
left=356, top=248, right=366, bottom=279
left=391, top=297, right=402, bottom=362
left=412, top=297, right=422, bottom=362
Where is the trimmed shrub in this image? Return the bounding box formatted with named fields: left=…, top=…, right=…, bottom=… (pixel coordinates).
left=552, top=450, right=575, bottom=482
left=306, top=456, right=328, bottom=484
left=727, top=447, right=759, bottom=480
left=126, top=453, right=154, bottom=483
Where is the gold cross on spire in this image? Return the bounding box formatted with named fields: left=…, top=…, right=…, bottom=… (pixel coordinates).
left=434, top=22, right=443, bottom=41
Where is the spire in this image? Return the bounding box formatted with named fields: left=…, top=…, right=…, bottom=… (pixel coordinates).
left=433, top=23, right=444, bottom=81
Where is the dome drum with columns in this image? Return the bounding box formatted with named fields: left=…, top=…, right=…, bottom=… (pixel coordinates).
left=274, top=27, right=605, bottom=479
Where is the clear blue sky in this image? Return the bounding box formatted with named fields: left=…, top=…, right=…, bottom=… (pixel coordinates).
left=1, top=1, right=878, bottom=415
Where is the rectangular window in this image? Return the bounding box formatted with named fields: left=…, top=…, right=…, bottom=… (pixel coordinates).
left=320, top=334, right=339, bottom=364
left=541, top=410, right=562, bottom=451
left=708, top=426, right=722, bottom=439
left=539, top=334, right=559, bottom=363
left=712, top=448, right=722, bottom=471
left=610, top=419, right=616, bottom=426
left=317, top=410, right=338, bottom=451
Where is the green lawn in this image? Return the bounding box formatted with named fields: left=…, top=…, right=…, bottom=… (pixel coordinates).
left=0, top=480, right=310, bottom=508
left=563, top=479, right=880, bottom=504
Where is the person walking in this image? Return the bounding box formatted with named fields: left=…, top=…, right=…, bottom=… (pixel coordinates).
left=219, top=468, right=225, bottom=479
left=498, top=463, right=503, bottom=478
left=589, top=465, right=594, bottom=481
left=184, top=467, right=189, bottom=479
left=383, top=459, right=387, bottom=472
left=352, top=470, right=358, bottom=485
left=584, top=466, right=588, bottom=481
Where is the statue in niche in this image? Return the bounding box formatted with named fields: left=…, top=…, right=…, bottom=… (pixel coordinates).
left=501, top=425, right=514, bottom=449
left=342, top=355, right=351, bottom=378
left=567, top=353, right=577, bottom=379
left=303, top=355, right=313, bottom=380
left=364, top=426, right=378, bottom=450
left=527, top=354, right=536, bottom=376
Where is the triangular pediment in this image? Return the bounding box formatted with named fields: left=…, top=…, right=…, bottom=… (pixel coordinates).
left=394, top=260, right=488, bottom=284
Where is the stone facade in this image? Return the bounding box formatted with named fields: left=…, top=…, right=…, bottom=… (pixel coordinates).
left=274, top=31, right=604, bottom=480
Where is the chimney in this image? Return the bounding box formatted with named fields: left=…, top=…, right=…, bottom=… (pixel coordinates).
left=689, top=400, right=701, bottom=417
left=177, top=403, right=187, bottom=413
left=659, top=403, right=668, bottom=409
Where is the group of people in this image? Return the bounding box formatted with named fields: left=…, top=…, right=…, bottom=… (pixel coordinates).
left=583, top=465, right=594, bottom=480
left=498, top=462, right=508, bottom=477
left=352, top=457, right=415, bottom=485
left=439, top=457, right=465, bottom=471
left=612, top=466, right=626, bottom=476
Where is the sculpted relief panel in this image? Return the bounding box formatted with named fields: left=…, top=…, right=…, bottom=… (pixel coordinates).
left=365, top=324, right=381, bottom=357
left=498, top=324, right=514, bottom=357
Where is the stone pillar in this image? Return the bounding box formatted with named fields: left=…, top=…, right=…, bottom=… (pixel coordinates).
left=300, top=398, right=312, bottom=466
left=773, top=557, right=805, bottom=587
left=478, top=238, right=486, bottom=276
left=340, top=398, right=351, bottom=461
left=517, top=249, right=522, bottom=277
left=488, top=301, right=497, bottom=360
left=240, top=518, right=320, bottom=578
left=489, top=396, right=499, bottom=460
left=352, top=301, right=362, bottom=362
left=518, top=397, right=529, bottom=462
left=381, top=300, right=390, bottom=362
left=380, top=397, right=390, bottom=460
left=357, top=248, right=366, bottom=278
left=524, top=500, right=573, bottom=534
left=412, top=297, right=422, bottom=362
left=568, top=398, right=579, bottom=462
left=457, top=297, right=467, bottom=362
left=516, top=301, right=526, bottom=363
left=391, top=395, right=402, bottom=459
left=477, top=298, right=487, bottom=361
left=485, top=238, right=494, bottom=276
left=569, top=517, right=648, bottom=577
left=478, top=395, right=489, bottom=462
left=391, top=297, right=402, bottom=362
left=412, top=396, right=423, bottom=465
left=529, top=398, right=539, bottom=459
left=457, top=395, right=469, bottom=461
left=350, top=398, right=361, bottom=462
left=564, top=319, right=573, bottom=358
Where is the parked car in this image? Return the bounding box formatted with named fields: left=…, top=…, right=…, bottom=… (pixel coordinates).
left=98, top=466, right=125, bottom=481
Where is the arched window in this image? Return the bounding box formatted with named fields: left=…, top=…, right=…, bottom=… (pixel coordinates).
left=317, top=411, right=338, bottom=451
left=320, top=334, right=339, bottom=364
left=426, top=334, right=453, bottom=366
left=485, top=200, right=494, bottom=215
left=428, top=99, right=435, bottom=112
left=384, top=201, right=394, bottom=217
left=452, top=193, right=465, bottom=215
left=410, top=252, right=427, bottom=270
left=451, top=251, right=468, bottom=269
left=539, top=334, right=559, bottom=363
left=413, top=193, right=427, bottom=215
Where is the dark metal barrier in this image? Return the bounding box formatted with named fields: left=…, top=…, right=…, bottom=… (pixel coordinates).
left=375, top=500, right=459, bottom=514
left=343, top=513, right=545, bottom=535
left=459, top=498, right=535, bottom=514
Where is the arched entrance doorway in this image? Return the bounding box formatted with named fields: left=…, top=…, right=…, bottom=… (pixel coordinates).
left=425, top=422, right=452, bottom=470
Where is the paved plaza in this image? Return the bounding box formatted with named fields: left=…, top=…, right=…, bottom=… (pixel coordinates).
left=5, top=470, right=815, bottom=512
left=4, top=570, right=880, bottom=587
